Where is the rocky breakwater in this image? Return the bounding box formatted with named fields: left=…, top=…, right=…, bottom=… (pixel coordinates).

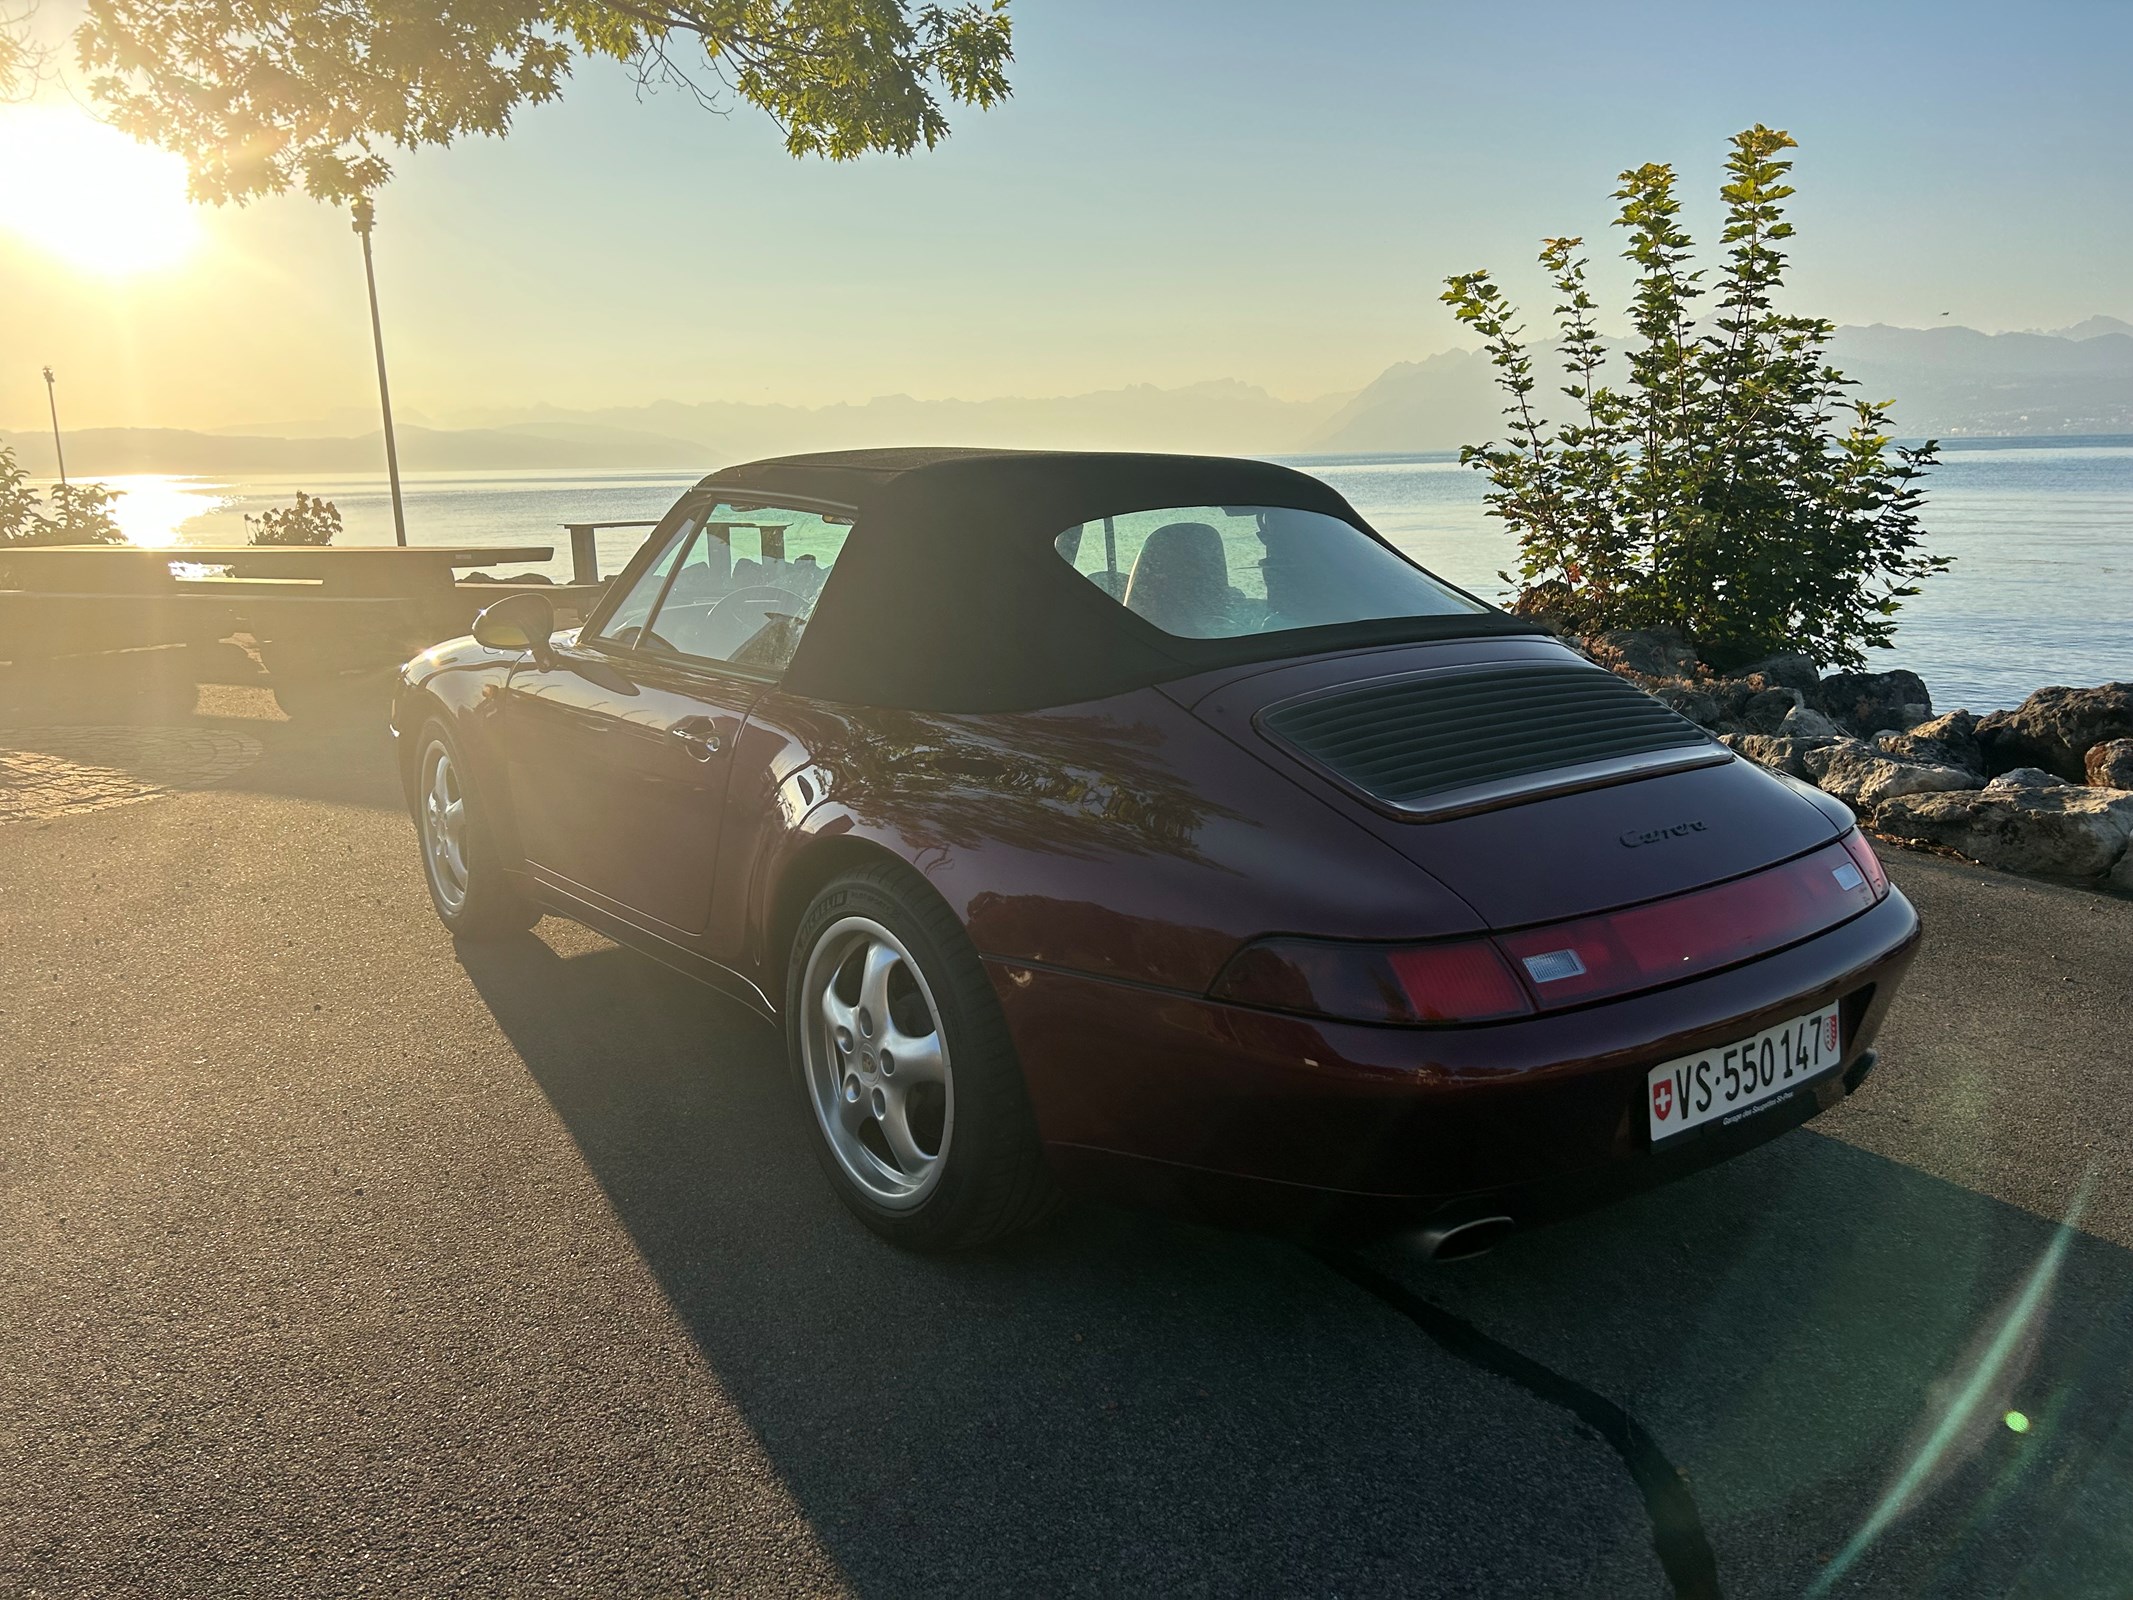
left=1584, top=630, right=2133, bottom=892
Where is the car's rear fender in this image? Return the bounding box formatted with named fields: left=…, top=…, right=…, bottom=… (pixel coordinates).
left=735, top=686, right=1488, bottom=1007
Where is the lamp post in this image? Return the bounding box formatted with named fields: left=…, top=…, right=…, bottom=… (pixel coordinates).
left=42, top=366, right=67, bottom=489
left=350, top=196, right=409, bottom=546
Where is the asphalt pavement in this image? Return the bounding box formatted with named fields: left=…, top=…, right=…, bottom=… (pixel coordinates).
left=3, top=669, right=2129, bottom=1598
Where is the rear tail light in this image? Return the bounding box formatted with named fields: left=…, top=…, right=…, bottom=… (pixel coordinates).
left=1840, top=827, right=1888, bottom=898
left=1210, top=936, right=1532, bottom=1025
left=1386, top=942, right=1534, bottom=1022
left=1212, top=832, right=1889, bottom=1025
left=1496, top=837, right=1882, bottom=1010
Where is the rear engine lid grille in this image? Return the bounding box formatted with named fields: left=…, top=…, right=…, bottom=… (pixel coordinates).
left=1259, top=661, right=1721, bottom=819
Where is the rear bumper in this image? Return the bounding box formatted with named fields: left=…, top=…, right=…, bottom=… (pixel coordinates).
left=990, top=888, right=1921, bottom=1235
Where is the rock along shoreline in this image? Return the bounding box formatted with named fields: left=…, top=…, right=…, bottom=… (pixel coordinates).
left=1579, top=628, right=2133, bottom=894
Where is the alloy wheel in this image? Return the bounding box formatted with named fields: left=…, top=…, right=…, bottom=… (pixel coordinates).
left=420, top=741, right=469, bottom=915
left=800, top=915, right=955, bottom=1208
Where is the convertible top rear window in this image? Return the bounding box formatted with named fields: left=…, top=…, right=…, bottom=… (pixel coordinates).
left=1055, top=506, right=1484, bottom=641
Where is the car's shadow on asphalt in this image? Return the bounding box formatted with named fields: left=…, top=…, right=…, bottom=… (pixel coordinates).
left=457, top=927, right=2133, bottom=1599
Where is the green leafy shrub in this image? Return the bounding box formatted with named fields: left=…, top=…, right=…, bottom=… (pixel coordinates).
left=245, top=491, right=341, bottom=546
left=1441, top=125, right=1948, bottom=670
left=0, top=443, right=125, bottom=546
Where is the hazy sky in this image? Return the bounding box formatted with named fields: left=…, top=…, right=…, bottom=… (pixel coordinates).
left=4, top=0, right=2130, bottom=432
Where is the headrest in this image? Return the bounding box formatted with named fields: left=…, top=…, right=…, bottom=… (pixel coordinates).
left=1124, top=521, right=1230, bottom=636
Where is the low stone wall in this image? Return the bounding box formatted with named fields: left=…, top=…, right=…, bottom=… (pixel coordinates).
left=1583, top=629, right=2133, bottom=892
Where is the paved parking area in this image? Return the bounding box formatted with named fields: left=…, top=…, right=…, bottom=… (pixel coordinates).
left=3, top=679, right=2129, bottom=1598
left=0, top=724, right=262, bottom=822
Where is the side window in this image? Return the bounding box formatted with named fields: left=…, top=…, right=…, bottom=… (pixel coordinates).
left=595, top=509, right=699, bottom=649
left=632, top=501, right=852, bottom=673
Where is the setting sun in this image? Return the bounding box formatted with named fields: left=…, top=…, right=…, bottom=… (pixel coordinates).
left=0, top=105, right=201, bottom=276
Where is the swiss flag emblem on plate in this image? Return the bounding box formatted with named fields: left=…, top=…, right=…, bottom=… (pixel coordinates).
left=1651, top=1080, right=1674, bottom=1121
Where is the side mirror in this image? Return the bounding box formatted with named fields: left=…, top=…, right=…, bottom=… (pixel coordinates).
left=472, top=591, right=557, bottom=666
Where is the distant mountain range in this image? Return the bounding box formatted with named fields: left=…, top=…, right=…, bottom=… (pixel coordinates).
left=0, top=421, right=712, bottom=476
left=6, top=318, right=2130, bottom=475
left=1821, top=319, right=2133, bottom=436
left=460, top=379, right=1352, bottom=462
left=1303, top=318, right=2133, bottom=452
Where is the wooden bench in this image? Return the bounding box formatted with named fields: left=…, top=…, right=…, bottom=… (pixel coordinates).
left=0, top=543, right=620, bottom=702
left=0, top=544, right=564, bottom=658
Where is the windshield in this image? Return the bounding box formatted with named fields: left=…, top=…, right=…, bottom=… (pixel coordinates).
left=1054, top=504, right=1485, bottom=640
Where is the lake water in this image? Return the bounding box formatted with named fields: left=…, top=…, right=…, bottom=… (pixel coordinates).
left=90, top=443, right=2133, bottom=714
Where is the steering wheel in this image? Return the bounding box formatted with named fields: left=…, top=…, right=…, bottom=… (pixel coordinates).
left=705, top=584, right=805, bottom=631
left=692, top=584, right=803, bottom=664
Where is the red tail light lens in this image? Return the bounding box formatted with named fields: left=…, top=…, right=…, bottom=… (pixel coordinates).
left=1386, top=942, right=1533, bottom=1022
left=1211, top=834, right=1889, bottom=1026
left=1496, top=837, right=1885, bottom=1011
left=1210, top=936, right=1532, bottom=1024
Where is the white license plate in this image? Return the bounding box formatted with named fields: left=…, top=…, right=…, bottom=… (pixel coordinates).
left=1647, top=1007, right=1843, bottom=1142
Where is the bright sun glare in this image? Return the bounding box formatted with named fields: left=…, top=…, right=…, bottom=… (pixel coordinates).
left=0, top=105, right=201, bottom=276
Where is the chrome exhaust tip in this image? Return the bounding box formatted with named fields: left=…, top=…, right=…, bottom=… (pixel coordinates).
left=1412, top=1214, right=1516, bottom=1262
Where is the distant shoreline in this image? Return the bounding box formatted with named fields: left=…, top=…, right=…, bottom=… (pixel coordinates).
left=5, top=432, right=2128, bottom=484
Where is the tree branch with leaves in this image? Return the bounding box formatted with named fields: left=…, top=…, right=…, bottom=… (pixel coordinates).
left=1, top=2, right=48, bottom=99
left=75, top=0, right=1015, bottom=204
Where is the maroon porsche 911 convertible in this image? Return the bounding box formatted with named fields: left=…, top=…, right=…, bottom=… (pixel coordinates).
left=393, top=449, right=1919, bottom=1254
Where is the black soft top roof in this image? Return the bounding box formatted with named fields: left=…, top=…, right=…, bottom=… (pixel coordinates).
left=687, top=448, right=1543, bottom=713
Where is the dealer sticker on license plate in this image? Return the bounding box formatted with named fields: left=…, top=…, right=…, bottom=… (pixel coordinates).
left=1647, top=1008, right=1842, bottom=1142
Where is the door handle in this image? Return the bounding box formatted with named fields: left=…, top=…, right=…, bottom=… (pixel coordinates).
left=669, top=716, right=724, bottom=760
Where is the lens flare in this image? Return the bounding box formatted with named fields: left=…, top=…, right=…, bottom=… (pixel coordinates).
left=1806, top=1172, right=2093, bottom=1598
left=0, top=105, right=202, bottom=276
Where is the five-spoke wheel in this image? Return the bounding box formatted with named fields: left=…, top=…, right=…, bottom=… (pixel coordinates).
left=787, top=864, right=1059, bottom=1249
left=420, top=741, right=470, bottom=917
left=411, top=718, right=536, bottom=939
left=802, top=917, right=954, bottom=1207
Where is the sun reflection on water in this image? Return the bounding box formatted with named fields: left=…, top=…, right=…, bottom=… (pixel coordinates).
left=99, top=475, right=232, bottom=547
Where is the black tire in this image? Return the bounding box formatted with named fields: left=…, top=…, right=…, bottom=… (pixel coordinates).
left=786, top=861, right=1060, bottom=1250
left=411, top=717, right=538, bottom=940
